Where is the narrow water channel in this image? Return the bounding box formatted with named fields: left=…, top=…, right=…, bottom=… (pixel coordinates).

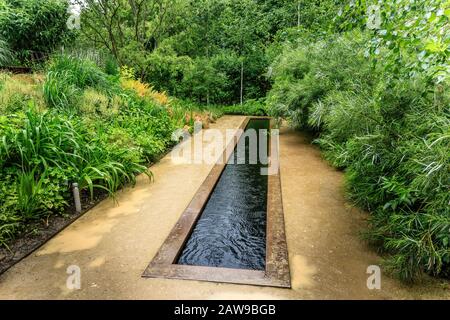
left=177, top=119, right=269, bottom=270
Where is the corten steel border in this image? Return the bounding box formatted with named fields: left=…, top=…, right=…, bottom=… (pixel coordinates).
left=142, top=116, right=291, bottom=288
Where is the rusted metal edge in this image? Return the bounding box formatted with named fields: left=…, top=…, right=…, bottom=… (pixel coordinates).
left=142, top=116, right=291, bottom=288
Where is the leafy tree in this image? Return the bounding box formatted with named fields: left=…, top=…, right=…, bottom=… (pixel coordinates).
left=77, top=0, right=185, bottom=77
left=142, top=41, right=193, bottom=96
left=216, top=0, right=269, bottom=104
left=0, top=0, right=74, bottom=64
left=336, top=0, right=450, bottom=83
left=75, top=0, right=341, bottom=104
left=182, top=56, right=230, bottom=104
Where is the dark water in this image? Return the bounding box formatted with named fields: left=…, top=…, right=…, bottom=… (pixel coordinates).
left=177, top=119, right=269, bottom=270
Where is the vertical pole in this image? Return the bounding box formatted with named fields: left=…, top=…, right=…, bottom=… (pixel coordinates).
left=240, top=60, right=244, bottom=105
left=206, top=0, right=210, bottom=107
left=72, top=183, right=82, bottom=213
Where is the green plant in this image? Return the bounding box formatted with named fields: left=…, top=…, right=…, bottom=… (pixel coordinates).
left=0, top=37, right=12, bottom=65
left=220, top=99, right=268, bottom=116
left=268, top=28, right=450, bottom=280
left=0, top=0, right=75, bottom=64
left=0, top=173, right=21, bottom=247
left=268, top=30, right=374, bottom=128
left=104, top=55, right=119, bottom=76
left=0, top=74, right=45, bottom=113
left=43, top=71, right=79, bottom=110
left=336, top=0, right=450, bottom=83
left=80, top=89, right=111, bottom=116
left=16, top=168, right=47, bottom=219
left=43, top=54, right=121, bottom=111
left=47, top=54, right=110, bottom=90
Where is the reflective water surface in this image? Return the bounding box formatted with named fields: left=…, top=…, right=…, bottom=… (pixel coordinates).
left=177, top=119, right=269, bottom=270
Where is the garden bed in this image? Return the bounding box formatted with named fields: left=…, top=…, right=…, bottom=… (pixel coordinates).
left=0, top=190, right=107, bottom=275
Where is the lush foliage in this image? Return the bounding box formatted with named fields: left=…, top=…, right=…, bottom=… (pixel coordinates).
left=0, top=54, right=207, bottom=247
left=336, top=0, right=450, bottom=83
left=268, top=7, right=449, bottom=280
left=0, top=37, right=12, bottom=64
left=219, top=99, right=268, bottom=116
left=1, top=0, right=448, bottom=285
left=76, top=0, right=331, bottom=105
left=0, top=0, right=74, bottom=64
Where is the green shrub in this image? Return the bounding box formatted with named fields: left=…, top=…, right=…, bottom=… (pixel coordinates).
left=181, top=56, right=231, bottom=105
left=1, top=108, right=152, bottom=215
left=103, top=55, right=119, bottom=76
left=0, top=173, right=21, bottom=247
left=43, top=54, right=121, bottom=111
left=268, top=31, right=374, bottom=128
left=268, top=29, right=450, bottom=280
left=80, top=89, right=111, bottom=116
left=221, top=99, right=268, bottom=116
left=0, top=0, right=74, bottom=64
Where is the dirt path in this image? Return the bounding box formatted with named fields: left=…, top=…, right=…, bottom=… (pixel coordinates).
left=278, top=128, right=448, bottom=299
left=0, top=117, right=448, bottom=299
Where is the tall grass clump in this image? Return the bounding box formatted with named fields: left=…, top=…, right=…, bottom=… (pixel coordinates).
left=268, top=30, right=450, bottom=281
left=47, top=54, right=111, bottom=90
left=43, top=54, right=118, bottom=110
left=0, top=73, right=45, bottom=113
left=0, top=38, right=13, bottom=65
